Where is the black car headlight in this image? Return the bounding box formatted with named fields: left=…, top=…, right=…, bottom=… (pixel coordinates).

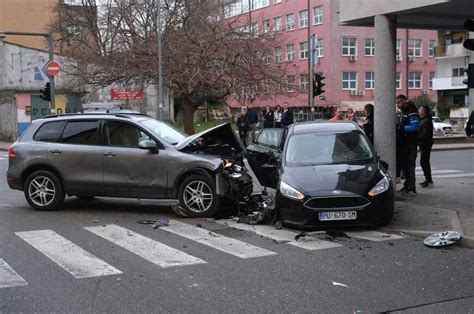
left=280, top=181, right=305, bottom=200
left=368, top=176, right=390, bottom=197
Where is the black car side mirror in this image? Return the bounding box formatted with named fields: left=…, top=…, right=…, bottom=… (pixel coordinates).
left=379, top=159, right=389, bottom=171
left=139, top=140, right=159, bottom=154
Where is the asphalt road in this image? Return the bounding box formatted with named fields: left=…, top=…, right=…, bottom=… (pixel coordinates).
left=1, top=151, right=473, bottom=312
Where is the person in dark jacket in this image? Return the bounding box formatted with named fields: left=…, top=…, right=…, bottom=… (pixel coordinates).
left=363, top=104, right=374, bottom=143
left=262, top=105, right=274, bottom=128
left=280, top=103, right=294, bottom=127
left=246, top=107, right=258, bottom=142
left=465, top=111, right=474, bottom=137
left=237, top=106, right=250, bottom=146
left=396, top=95, right=420, bottom=195
left=418, top=105, right=434, bottom=188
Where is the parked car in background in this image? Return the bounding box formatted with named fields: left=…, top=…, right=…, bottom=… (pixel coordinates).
left=432, top=116, right=453, bottom=135
left=246, top=122, right=394, bottom=229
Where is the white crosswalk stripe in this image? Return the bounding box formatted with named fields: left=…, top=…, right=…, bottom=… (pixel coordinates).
left=162, top=220, right=276, bottom=259
left=415, top=167, right=474, bottom=179
left=15, top=230, right=122, bottom=279
left=344, top=231, right=405, bottom=242
left=213, top=220, right=343, bottom=250
left=85, top=224, right=206, bottom=268
left=0, top=258, right=28, bottom=289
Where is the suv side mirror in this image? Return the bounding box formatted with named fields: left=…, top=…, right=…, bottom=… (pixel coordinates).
left=379, top=158, right=389, bottom=171
left=139, top=140, right=159, bottom=154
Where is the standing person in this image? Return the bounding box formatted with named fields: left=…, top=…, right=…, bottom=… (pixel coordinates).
left=465, top=111, right=474, bottom=137
left=236, top=106, right=250, bottom=146
left=330, top=107, right=345, bottom=121
left=246, top=107, right=258, bottom=142
left=280, top=103, right=294, bottom=127
left=363, top=104, right=374, bottom=144
left=345, top=107, right=358, bottom=122
left=262, top=105, right=274, bottom=128
left=396, top=94, right=420, bottom=195
left=418, top=105, right=434, bottom=188
left=274, top=105, right=282, bottom=127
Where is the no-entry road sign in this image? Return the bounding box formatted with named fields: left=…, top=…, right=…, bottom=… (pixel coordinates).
left=46, top=61, right=61, bottom=76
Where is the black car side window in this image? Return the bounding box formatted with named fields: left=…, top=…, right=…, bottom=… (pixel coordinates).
left=61, top=120, right=101, bottom=145
left=256, top=129, right=284, bottom=150
left=106, top=121, right=145, bottom=148
left=33, top=121, right=64, bottom=142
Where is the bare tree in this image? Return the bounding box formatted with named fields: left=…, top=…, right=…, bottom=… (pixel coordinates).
left=52, top=0, right=290, bottom=133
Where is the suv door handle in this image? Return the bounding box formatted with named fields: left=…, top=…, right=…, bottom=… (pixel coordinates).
left=50, top=150, right=62, bottom=154
left=104, top=152, right=116, bottom=157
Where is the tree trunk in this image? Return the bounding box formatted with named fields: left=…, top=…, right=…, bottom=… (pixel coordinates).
left=182, top=101, right=198, bottom=134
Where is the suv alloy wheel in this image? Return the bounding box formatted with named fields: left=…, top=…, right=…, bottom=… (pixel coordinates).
left=24, top=170, right=65, bottom=211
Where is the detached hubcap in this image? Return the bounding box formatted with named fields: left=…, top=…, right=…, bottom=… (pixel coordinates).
left=183, top=181, right=213, bottom=213
left=29, top=176, right=56, bottom=207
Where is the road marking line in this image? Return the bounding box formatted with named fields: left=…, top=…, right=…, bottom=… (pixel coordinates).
left=416, top=170, right=462, bottom=175
left=345, top=230, right=405, bottom=242
left=0, top=258, right=28, bottom=289
left=416, top=167, right=438, bottom=170
left=15, top=230, right=122, bottom=279
left=85, top=224, right=206, bottom=268
left=214, top=220, right=342, bottom=250
left=162, top=220, right=276, bottom=259
left=431, top=173, right=474, bottom=179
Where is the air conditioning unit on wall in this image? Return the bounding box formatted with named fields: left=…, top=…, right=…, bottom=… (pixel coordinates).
left=350, top=90, right=358, bottom=96
left=396, top=55, right=402, bottom=62
left=349, top=55, right=357, bottom=62
left=422, top=89, right=429, bottom=95
left=409, top=56, right=415, bottom=62
left=358, top=90, right=365, bottom=96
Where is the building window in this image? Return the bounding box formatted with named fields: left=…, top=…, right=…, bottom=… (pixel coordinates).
left=315, top=39, right=324, bottom=57
left=250, top=23, right=258, bottom=36
left=299, top=74, right=309, bottom=90
left=452, top=67, right=464, bottom=77
left=365, top=72, right=374, bottom=89
left=262, top=51, right=271, bottom=64
left=396, top=72, right=401, bottom=89
left=275, top=47, right=282, bottom=63
left=313, top=6, right=323, bottom=25
left=286, top=44, right=295, bottom=61
left=299, top=42, right=308, bottom=59
left=287, top=75, right=296, bottom=92
left=262, top=20, right=270, bottom=34
left=429, top=72, right=435, bottom=88
left=299, top=10, right=308, bottom=28
left=408, top=71, right=422, bottom=89
left=273, top=17, right=282, bottom=32
left=342, top=72, right=357, bottom=90
left=286, top=13, right=295, bottom=31
left=396, top=39, right=402, bottom=60
left=408, top=39, right=422, bottom=57
left=273, top=0, right=282, bottom=3
left=66, top=25, right=83, bottom=38
left=365, top=38, right=375, bottom=56
left=342, top=37, right=357, bottom=56
left=429, top=40, right=436, bottom=57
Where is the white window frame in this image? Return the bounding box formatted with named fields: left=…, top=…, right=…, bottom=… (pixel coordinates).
left=315, top=39, right=324, bottom=57
left=429, top=40, right=436, bottom=57
left=262, top=20, right=270, bottom=34
left=313, top=6, right=323, bottom=25
left=342, top=72, right=357, bottom=90
left=429, top=72, right=435, bottom=89
left=299, top=10, right=308, bottom=28
left=452, top=67, right=464, bottom=77
left=365, top=72, right=374, bottom=90
left=286, top=44, right=295, bottom=61
left=396, top=39, right=402, bottom=60
left=342, top=37, right=357, bottom=56
left=364, top=38, right=375, bottom=56
left=273, top=17, right=282, bottom=32
left=299, top=74, right=309, bottom=90
left=396, top=72, right=401, bottom=89
left=262, top=50, right=271, bottom=64
left=273, top=0, right=282, bottom=3
left=286, top=13, right=295, bottom=31
left=287, top=75, right=296, bottom=92
left=299, top=42, right=308, bottom=60
left=408, top=71, right=422, bottom=89
left=408, top=39, right=422, bottom=57
left=275, top=47, right=282, bottom=63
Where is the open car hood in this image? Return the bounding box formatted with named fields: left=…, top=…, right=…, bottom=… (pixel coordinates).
left=175, top=122, right=245, bottom=159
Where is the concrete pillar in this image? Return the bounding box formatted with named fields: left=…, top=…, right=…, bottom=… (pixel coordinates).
left=374, top=15, right=397, bottom=181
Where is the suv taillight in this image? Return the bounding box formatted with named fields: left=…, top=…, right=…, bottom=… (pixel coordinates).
left=8, top=146, right=15, bottom=159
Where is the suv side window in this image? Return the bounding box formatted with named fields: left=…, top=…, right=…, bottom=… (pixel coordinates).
left=61, top=120, right=101, bottom=145
left=106, top=121, right=150, bottom=148
left=33, top=121, right=64, bottom=142
left=255, top=128, right=284, bottom=150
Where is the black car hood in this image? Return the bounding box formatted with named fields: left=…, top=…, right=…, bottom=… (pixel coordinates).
left=175, top=122, right=244, bottom=159
left=282, top=162, right=382, bottom=196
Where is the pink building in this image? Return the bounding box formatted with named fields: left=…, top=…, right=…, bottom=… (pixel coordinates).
left=224, top=0, right=438, bottom=120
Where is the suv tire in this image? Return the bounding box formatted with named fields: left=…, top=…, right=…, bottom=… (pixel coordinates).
left=24, top=170, right=65, bottom=211
left=177, top=173, right=220, bottom=217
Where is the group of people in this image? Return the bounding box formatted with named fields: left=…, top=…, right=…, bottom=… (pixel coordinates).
left=330, top=105, right=374, bottom=143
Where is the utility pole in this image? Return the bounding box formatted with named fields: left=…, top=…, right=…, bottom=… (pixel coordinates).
left=156, top=0, right=164, bottom=120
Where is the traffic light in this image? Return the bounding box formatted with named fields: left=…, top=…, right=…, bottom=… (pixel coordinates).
left=463, top=19, right=474, bottom=51
left=313, top=73, right=325, bottom=97
left=40, top=82, right=51, bottom=102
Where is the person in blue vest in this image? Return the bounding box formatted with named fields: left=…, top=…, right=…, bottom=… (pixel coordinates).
left=280, top=103, right=294, bottom=127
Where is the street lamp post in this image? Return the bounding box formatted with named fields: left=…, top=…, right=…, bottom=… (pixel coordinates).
left=156, top=0, right=164, bottom=120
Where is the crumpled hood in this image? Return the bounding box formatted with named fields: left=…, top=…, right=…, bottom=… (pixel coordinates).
left=175, top=122, right=244, bottom=159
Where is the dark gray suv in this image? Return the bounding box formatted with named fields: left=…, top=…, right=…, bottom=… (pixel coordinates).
left=6, top=113, right=252, bottom=217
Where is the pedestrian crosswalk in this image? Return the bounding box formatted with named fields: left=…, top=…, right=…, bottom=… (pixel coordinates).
left=0, top=152, right=7, bottom=160
left=0, top=220, right=406, bottom=289
left=415, top=167, right=474, bottom=179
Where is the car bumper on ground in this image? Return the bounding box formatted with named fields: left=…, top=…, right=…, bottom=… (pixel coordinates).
left=277, top=189, right=394, bottom=230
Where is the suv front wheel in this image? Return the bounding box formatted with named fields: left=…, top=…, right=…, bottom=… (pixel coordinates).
left=24, top=170, right=65, bottom=211
left=177, top=174, right=220, bottom=217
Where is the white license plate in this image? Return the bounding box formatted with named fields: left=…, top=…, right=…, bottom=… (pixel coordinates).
left=319, top=211, right=357, bottom=221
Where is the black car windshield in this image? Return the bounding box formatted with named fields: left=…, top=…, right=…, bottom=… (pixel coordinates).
left=285, top=131, right=374, bottom=166
left=141, top=119, right=187, bottom=144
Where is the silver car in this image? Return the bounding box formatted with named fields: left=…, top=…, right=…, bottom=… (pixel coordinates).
left=6, top=113, right=251, bottom=217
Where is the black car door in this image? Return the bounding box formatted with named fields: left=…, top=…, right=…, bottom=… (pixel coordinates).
left=246, top=128, right=285, bottom=188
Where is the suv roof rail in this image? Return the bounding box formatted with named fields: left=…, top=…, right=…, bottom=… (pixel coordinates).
left=42, top=112, right=151, bottom=119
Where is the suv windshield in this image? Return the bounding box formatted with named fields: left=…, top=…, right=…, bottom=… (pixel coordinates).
left=285, top=131, right=374, bottom=166
left=141, top=118, right=187, bottom=144
left=432, top=117, right=442, bottom=123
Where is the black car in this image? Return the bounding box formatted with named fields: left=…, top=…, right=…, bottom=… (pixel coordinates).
left=246, top=121, right=394, bottom=229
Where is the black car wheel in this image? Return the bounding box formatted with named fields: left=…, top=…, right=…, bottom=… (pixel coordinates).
left=177, top=174, right=219, bottom=217
left=24, top=170, right=65, bottom=211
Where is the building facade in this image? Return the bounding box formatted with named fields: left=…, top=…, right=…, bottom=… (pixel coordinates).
left=224, top=0, right=438, bottom=120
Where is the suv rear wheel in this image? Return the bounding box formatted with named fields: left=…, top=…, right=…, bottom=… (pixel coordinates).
left=177, top=174, right=219, bottom=217
left=24, top=170, right=65, bottom=211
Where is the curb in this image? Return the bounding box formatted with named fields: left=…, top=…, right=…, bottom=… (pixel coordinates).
left=380, top=227, right=474, bottom=249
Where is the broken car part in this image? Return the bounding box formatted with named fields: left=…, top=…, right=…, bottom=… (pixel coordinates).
left=423, top=231, right=462, bottom=247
